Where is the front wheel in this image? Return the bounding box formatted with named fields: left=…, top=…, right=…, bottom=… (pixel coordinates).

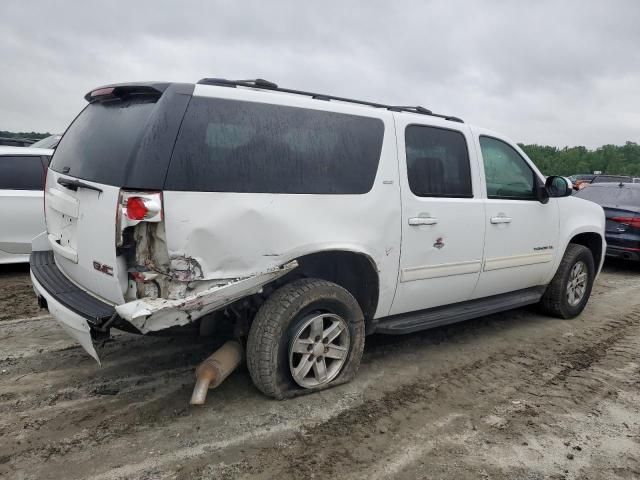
left=246, top=278, right=365, bottom=399
left=539, top=243, right=595, bottom=319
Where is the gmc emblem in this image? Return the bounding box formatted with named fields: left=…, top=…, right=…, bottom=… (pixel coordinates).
left=93, top=261, right=114, bottom=276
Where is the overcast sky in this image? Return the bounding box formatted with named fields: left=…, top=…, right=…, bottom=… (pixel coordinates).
left=2, top=1, right=639, bottom=147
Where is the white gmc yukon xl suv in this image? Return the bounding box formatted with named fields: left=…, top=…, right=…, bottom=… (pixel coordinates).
left=31, top=79, right=605, bottom=399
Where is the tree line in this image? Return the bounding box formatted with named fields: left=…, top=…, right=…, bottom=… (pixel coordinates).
left=0, top=130, right=51, bottom=141
left=519, top=142, right=640, bottom=177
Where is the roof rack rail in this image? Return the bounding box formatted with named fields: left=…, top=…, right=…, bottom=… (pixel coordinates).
left=197, top=78, right=464, bottom=123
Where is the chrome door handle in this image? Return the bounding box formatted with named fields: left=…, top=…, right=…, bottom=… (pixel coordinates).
left=490, top=215, right=512, bottom=224
left=409, top=217, right=438, bottom=226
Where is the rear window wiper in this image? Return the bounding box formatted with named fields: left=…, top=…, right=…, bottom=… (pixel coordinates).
left=57, top=177, right=103, bottom=193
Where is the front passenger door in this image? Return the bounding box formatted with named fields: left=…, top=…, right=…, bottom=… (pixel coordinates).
left=472, top=134, right=559, bottom=299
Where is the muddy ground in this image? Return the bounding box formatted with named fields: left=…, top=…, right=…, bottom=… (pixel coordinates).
left=0, top=261, right=639, bottom=480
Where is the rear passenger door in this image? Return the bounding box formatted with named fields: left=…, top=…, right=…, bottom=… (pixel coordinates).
left=389, top=119, right=485, bottom=315
left=0, top=155, right=47, bottom=258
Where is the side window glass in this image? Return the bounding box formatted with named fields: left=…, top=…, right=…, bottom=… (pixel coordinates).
left=405, top=125, right=473, bottom=198
left=167, top=97, right=385, bottom=194
left=479, top=136, right=536, bottom=200
left=0, top=156, right=45, bottom=190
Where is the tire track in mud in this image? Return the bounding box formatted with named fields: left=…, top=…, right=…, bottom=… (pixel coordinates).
left=0, top=333, right=215, bottom=477
left=1, top=266, right=639, bottom=479
left=189, top=308, right=640, bottom=480
left=0, top=270, right=40, bottom=322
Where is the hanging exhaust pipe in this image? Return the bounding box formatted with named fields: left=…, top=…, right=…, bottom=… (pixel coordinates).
left=190, top=340, right=244, bottom=405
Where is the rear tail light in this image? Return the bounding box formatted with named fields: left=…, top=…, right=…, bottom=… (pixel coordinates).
left=122, top=192, right=162, bottom=222
left=125, top=196, right=161, bottom=220
left=611, top=216, right=640, bottom=228
left=126, top=197, right=147, bottom=220
left=116, top=191, right=163, bottom=246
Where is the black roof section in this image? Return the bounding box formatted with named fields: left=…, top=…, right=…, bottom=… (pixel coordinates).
left=197, top=78, right=464, bottom=123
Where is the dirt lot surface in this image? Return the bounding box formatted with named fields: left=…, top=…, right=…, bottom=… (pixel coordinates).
left=1, top=261, right=639, bottom=479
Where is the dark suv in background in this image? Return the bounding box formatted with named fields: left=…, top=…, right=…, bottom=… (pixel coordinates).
left=576, top=183, right=640, bottom=261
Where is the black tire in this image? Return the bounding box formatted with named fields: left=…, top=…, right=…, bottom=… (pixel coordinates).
left=539, top=243, right=595, bottom=319
left=246, top=278, right=365, bottom=399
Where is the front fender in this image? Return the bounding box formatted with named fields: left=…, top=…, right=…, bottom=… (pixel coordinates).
left=551, top=196, right=606, bottom=280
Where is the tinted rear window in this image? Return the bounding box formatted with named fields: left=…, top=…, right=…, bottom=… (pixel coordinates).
left=576, top=186, right=640, bottom=206
left=50, top=97, right=157, bottom=185
left=405, top=125, right=472, bottom=197
left=165, top=97, right=385, bottom=193
left=0, top=156, right=45, bottom=190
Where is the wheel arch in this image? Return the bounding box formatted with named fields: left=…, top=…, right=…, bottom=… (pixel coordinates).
left=568, top=232, right=604, bottom=273
left=281, top=250, right=380, bottom=333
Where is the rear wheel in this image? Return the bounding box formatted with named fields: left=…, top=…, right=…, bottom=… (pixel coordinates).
left=539, top=243, right=595, bottom=319
left=246, top=278, right=365, bottom=399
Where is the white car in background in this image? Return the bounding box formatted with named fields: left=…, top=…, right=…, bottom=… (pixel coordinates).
left=30, top=134, right=62, bottom=149
left=0, top=146, right=53, bottom=264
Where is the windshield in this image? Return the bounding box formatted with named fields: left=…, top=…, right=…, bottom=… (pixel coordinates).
left=31, top=135, right=61, bottom=149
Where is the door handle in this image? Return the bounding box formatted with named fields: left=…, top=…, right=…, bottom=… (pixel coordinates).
left=409, top=217, right=438, bottom=226
left=490, top=215, right=512, bottom=224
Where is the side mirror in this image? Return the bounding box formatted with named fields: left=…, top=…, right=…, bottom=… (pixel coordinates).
left=545, top=176, right=573, bottom=198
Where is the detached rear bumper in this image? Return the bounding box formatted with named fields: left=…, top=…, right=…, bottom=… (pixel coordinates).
left=30, top=250, right=115, bottom=363
left=31, top=249, right=299, bottom=361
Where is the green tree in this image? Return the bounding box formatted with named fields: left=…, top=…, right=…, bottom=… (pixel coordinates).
left=520, top=142, right=640, bottom=177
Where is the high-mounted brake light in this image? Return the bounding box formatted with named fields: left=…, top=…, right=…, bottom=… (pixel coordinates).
left=90, top=87, right=115, bottom=98
left=126, top=197, right=148, bottom=220
left=611, top=216, right=640, bottom=228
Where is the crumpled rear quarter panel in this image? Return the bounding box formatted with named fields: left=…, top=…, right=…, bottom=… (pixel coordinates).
left=162, top=184, right=401, bottom=319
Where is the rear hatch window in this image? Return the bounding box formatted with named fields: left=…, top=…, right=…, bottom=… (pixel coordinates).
left=51, top=98, right=156, bottom=186
left=50, top=84, right=193, bottom=190
left=165, top=97, right=385, bottom=194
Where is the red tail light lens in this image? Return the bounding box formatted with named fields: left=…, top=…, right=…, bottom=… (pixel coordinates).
left=117, top=191, right=162, bottom=247
left=126, top=197, right=148, bottom=220
left=611, top=216, right=640, bottom=228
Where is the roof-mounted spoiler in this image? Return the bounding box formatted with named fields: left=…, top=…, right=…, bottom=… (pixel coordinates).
left=84, top=82, right=170, bottom=102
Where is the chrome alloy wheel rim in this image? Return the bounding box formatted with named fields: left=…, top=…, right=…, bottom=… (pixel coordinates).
left=289, top=313, right=350, bottom=388
left=567, top=260, right=588, bottom=307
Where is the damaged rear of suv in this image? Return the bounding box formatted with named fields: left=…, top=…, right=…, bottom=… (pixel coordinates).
left=32, top=77, right=605, bottom=401
left=31, top=78, right=396, bottom=398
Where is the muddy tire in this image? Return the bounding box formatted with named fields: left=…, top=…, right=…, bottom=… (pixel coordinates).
left=539, top=243, right=595, bottom=319
left=246, top=278, right=365, bottom=399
